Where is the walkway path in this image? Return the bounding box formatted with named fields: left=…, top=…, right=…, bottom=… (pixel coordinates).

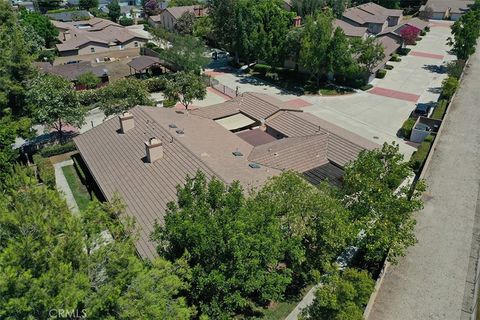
left=285, top=285, right=320, bottom=320
left=54, top=159, right=79, bottom=214
left=368, top=46, right=480, bottom=320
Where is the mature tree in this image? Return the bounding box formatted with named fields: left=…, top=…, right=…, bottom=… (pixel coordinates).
left=160, top=34, right=209, bottom=73
left=144, top=0, right=160, bottom=16
left=341, top=142, right=425, bottom=264
left=419, top=5, right=434, bottom=20
left=0, top=2, right=35, bottom=115
left=351, top=37, right=385, bottom=74
left=97, top=78, right=153, bottom=116
left=36, top=0, right=62, bottom=12
left=193, top=16, right=214, bottom=41
left=254, top=0, right=295, bottom=68
left=400, top=25, right=420, bottom=45
left=441, top=76, right=459, bottom=99
left=79, top=0, right=99, bottom=10
left=0, top=166, right=193, bottom=319
left=19, top=10, right=59, bottom=48
left=302, top=267, right=375, bottom=320
left=283, top=27, right=304, bottom=71
left=300, top=11, right=334, bottom=86
left=107, top=0, right=121, bottom=22
left=26, top=74, right=85, bottom=136
left=207, top=0, right=238, bottom=57
left=152, top=172, right=294, bottom=318
left=163, top=71, right=206, bottom=109
left=446, top=60, right=465, bottom=79
left=20, top=23, right=45, bottom=55
left=292, top=0, right=325, bottom=16
left=77, top=72, right=101, bottom=89
left=447, top=9, right=480, bottom=60
left=326, top=28, right=355, bottom=79
left=175, top=11, right=196, bottom=34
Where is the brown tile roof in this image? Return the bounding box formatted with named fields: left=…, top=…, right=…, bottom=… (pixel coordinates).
left=378, top=18, right=430, bottom=37
left=165, top=5, right=207, bottom=19
left=236, top=128, right=278, bottom=146
left=35, top=61, right=107, bottom=81
left=334, top=19, right=368, bottom=37
left=422, top=0, right=474, bottom=13
left=343, top=2, right=402, bottom=25
left=127, top=56, right=161, bottom=71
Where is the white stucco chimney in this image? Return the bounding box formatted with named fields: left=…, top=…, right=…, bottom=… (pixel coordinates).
left=145, top=138, right=163, bottom=163
left=119, top=112, right=134, bottom=133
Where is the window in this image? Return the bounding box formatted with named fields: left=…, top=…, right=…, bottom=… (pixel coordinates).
left=90, top=47, right=95, bottom=53
left=134, top=41, right=138, bottom=48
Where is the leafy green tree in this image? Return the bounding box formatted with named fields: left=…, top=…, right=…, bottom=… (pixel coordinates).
left=446, top=60, right=465, bottom=79
left=19, top=9, right=59, bottom=48
left=152, top=171, right=294, bottom=318
left=351, top=36, right=385, bottom=74
left=175, top=11, right=196, bottom=34
left=36, top=0, right=62, bottom=12
left=169, top=0, right=200, bottom=5
left=326, top=28, right=355, bottom=79
left=160, top=34, right=209, bottom=73
left=97, top=78, right=153, bottom=116
left=26, top=74, right=85, bottom=136
left=341, top=142, right=425, bottom=264
left=0, top=166, right=193, bottom=319
left=20, top=23, right=45, bottom=55
left=302, top=267, right=375, bottom=320
left=79, top=0, right=99, bottom=10
left=447, top=9, right=480, bottom=60
left=299, top=11, right=334, bottom=86
left=254, top=0, right=294, bottom=68
left=163, top=71, right=206, bottom=109
left=207, top=0, right=239, bottom=59
left=193, top=16, right=214, bottom=40
left=441, top=76, right=459, bottom=99
left=77, top=71, right=101, bottom=89
left=107, top=0, right=121, bottom=22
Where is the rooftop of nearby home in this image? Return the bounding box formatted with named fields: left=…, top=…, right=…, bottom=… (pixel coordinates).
left=74, top=93, right=378, bottom=259
left=421, top=0, right=474, bottom=13
left=343, top=2, right=403, bottom=25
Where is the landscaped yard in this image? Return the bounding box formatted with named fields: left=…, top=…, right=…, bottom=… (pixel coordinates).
left=62, top=164, right=94, bottom=211
left=260, top=285, right=313, bottom=319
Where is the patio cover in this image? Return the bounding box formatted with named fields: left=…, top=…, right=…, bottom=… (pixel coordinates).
left=215, top=113, right=256, bottom=131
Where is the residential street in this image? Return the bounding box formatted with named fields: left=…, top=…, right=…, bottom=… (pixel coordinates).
left=368, top=46, right=480, bottom=320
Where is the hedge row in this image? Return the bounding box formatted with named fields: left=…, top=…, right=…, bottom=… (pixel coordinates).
left=410, top=135, right=435, bottom=172
left=400, top=117, right=416, bottom=138
left=33, top=154, right=56, bottom=188
left=398, top=48, right=411, bottom=56
left=376, top=69, right=387, bottom=79
left=431, top=99, right=448, bottom=119
left=39, top=142, right=77, bottom=158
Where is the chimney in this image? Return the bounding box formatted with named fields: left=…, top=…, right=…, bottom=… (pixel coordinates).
left=119, top=112, right=134, bottom=133
left=145, top=138, right=164, bottom=163
left=293, top=16, right=302, bottom=27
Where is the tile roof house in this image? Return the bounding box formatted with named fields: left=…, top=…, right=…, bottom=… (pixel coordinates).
left=341, top=2, right=403, bottom=35
left=74, top=93, right=378, bottom=259
left=420, top=0, right=474, bottom=20
left=148, top=5, right=207, bottom=31
left=52, top=18, right=148, bottom=56
left=34, top=61, right=109, bottom=89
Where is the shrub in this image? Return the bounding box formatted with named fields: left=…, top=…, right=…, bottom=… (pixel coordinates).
left=425, top=26, right=430, bottom=32
left=33, top=154, right=56, bottom=188
left=390, top=54, right=401, bottom=62
left=163, top=99, right=177, bottom=108
left=385, top=64, right=394, bottom=70
left=376, top=69, right=387, bottom=78
left=360, top=84, right=373, bottom=91
left=398, top=48, right=411, bottom=55
left=441, top=76, right=459, bottom=99
left=77, top=89, right=101, bottom=107
left=253, top=64, right=271, bottom=75
left=400, top=117, right=416, bottom=138
left=431, top=99, right=448, bottom=119
left=119, top=17, right=134, bottom=26
left=446, top=60, right=465, bottom=79
left=145, top=77, right=167, bottom=92
left=410, top=135, right=435, bottom=172
left=420, top=30, right=426, bottom=36
left=39, top=142, right=77, bottom=158
left=37, top=50, right=57, bottom=63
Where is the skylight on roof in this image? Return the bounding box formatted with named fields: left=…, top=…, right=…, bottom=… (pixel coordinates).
left=169, top=124, right=177, bottom=128
left=232, top=151, right=243, bottom=157
left=249, top=163, right=261, bottom=169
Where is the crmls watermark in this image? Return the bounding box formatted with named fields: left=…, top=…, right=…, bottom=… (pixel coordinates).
left=48, top=309, right=87, bottom=319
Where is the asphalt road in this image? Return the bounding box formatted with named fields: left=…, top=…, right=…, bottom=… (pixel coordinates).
left=368, top=46, right=480, bottom=320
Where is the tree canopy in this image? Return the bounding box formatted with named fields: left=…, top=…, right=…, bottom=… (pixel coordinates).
left=19, top=10, right=59, bottom=48
left=163, top=71, right=207, bottom=109
left=107, top=0, right=121, bottom=22
left=175, top=11, right=196, bottom=34
left=448, top=8, right=480, bottom=60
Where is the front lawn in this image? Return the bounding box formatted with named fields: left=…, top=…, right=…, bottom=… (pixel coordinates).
left=62, top=164, right=93, bottom=211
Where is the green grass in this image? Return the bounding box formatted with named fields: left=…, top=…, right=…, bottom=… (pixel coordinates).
left=62, top=165, right=93, bottom=211
left=260, top=285, right=314, bottom=319
left=431, top=99, right=448, bottom=119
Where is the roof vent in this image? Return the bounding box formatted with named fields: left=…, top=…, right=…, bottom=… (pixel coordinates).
left=145, top=137, right=163, bottom=163
left=169, top=124, right=177, bottom=128
left=249, top=163, right=261, bottom=169
left=232, top=151, right=243, bottom=157
left=119, top=112, right=134, bottom=133
left=176, top=129, right=184, bottom=135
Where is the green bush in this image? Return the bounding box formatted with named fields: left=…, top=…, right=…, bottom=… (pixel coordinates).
left=145, top=77, right=167, bottom=92
left=33, top=154, right=56, bottom=188
left=390, top=54, right=401, bottom=62
left=37, top=50, right=57, bottom=63
left=410, top=135, right=435, bottom=172
left=400, top=117, right=416, bottom=138
left=253, top=64, right=271, bottom=75
left=425, top=26, right=430, bottom=32
left=385, top=64, right=394, bottom=70
left=360, top=84, right=373, bottom=91
left=39, top=142, right=77, bottom=158
left=398, top=48, right=411, bottom=56
left=78, top=89, right=101, bottom=107
left=376, top=69, right=387, bottom=78
left=431, top=99, right=448, bottom=119
left=163, top=99, right=177, bottom=108
left=420, top=30, right=426, bottom=36
left=119, top=17, right=134, bottom=26
left=441, top=76, right=459, bottom=99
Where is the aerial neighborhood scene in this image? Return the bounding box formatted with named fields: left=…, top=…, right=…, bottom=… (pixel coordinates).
left=1, top=0, right=480, bottom=319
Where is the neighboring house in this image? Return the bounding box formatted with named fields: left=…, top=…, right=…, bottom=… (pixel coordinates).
left=74, top=92, right=378, bottom=259
left=148, top=5, right=206, bottom=31
left=35, top=61, right=109, bottom=89
left=68, top=0, right=141, bottom=6
left=46, top=10, right=93, bottom=22
left=341, top=2, right=403, bottom=34
left=333, top=19, right=369, bottom=39
left=52, top=18, right=148, bottom=56
left=99, top=5, right=142, bottom=20
left=420, top=0, right=474, bottom=20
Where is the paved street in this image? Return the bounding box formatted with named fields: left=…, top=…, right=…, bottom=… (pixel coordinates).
left=368, top=45, right=480, bottom=320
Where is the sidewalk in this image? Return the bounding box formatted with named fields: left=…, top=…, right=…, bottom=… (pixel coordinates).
left=54, top=159, right=79, bottom=214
